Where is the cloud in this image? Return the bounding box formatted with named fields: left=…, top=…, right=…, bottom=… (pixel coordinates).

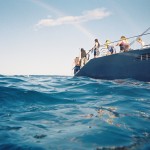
left=36, top=8, right=111, bottom=28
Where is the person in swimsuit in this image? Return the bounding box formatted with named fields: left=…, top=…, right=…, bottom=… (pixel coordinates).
left=74, top=57, right=80, bottom=74
left=91, top=39, right=100, bottom=58
left=80, top=48, right=87, bottom=67
left=116, top=36, right=130, bottom=52
left=105, top=40, right=116, bottom=55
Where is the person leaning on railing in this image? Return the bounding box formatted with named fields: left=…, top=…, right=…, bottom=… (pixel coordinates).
left=116, top=36, right=130, bottom=52
left=105, top=40, right=116, bottom=55
left=91, top=39, right=100, bottom=58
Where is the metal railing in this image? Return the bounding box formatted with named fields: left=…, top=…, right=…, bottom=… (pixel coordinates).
left=87, top=32, right=150, bottom=59
left=73, top=28, right=150, bottom=72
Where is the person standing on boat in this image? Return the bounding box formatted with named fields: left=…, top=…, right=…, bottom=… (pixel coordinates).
left=105, top=40, right=116, bottom=55
left=116, top=36, right=130, bottom=52
left=73, top=57, right=80, bottom=74
left=80, top=48, right=87, bottom=67
left=136, top=37, right=145, bottom=48
left=91, top=39, right=100, bottom=58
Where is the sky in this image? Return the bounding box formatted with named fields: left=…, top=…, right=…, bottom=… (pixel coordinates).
left=0, top=0, right=150, bottom=76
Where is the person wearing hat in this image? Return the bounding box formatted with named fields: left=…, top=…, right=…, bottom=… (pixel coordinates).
left=105, top=40, right=116, bottom=55
left=116, top=36, right=130, bottom=52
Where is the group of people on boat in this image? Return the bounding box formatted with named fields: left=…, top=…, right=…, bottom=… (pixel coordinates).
left=73, top=35, right=146, bottom=74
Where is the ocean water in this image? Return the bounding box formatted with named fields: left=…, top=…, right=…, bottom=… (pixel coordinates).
left=0, top=75, right=150, bottom=150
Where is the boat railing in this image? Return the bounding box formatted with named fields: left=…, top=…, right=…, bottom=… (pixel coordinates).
left=87, top=32, right=150, bottom=59
left=73, top=28, right=150, bottom=73
left=101, top=32, right=150, bottom=47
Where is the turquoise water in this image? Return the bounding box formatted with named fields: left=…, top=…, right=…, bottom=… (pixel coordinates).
left=0, top=75, right=150, bottom=150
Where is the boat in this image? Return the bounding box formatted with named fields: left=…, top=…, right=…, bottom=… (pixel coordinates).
left=75, top=47, right=150, bottom=82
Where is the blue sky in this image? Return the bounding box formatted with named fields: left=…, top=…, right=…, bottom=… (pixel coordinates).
left=0, top=0, right=150, bottom=75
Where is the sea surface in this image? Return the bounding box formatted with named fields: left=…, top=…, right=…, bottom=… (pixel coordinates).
left=0, top=75, right=150, bottom=150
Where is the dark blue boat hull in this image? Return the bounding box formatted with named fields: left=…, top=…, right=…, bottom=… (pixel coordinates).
left=75, top=48, right=150, bottom=82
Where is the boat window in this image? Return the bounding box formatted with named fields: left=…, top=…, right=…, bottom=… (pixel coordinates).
left=136, top=53, right=150, bottom=61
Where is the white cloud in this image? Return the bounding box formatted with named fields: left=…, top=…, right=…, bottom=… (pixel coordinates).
left=36, top=8, right=111, bottom=28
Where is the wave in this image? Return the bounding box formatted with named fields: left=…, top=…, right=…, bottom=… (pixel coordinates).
left=0, top=75, right=150, bottom=149
left=0, top=86, right=77, bottom=106
left=0, top=75, right=150, bottom=104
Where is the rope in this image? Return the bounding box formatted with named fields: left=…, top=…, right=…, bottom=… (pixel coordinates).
left=102, top=32, right=150, bottom=47
left=129, top=27, right=150, bottom=46
left=86, top=32, right=150, bottom=56
left=73, top=29, right=150, bottom=71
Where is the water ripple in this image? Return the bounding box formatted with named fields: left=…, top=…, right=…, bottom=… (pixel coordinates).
left=0, top=75, right=150, bottom=150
